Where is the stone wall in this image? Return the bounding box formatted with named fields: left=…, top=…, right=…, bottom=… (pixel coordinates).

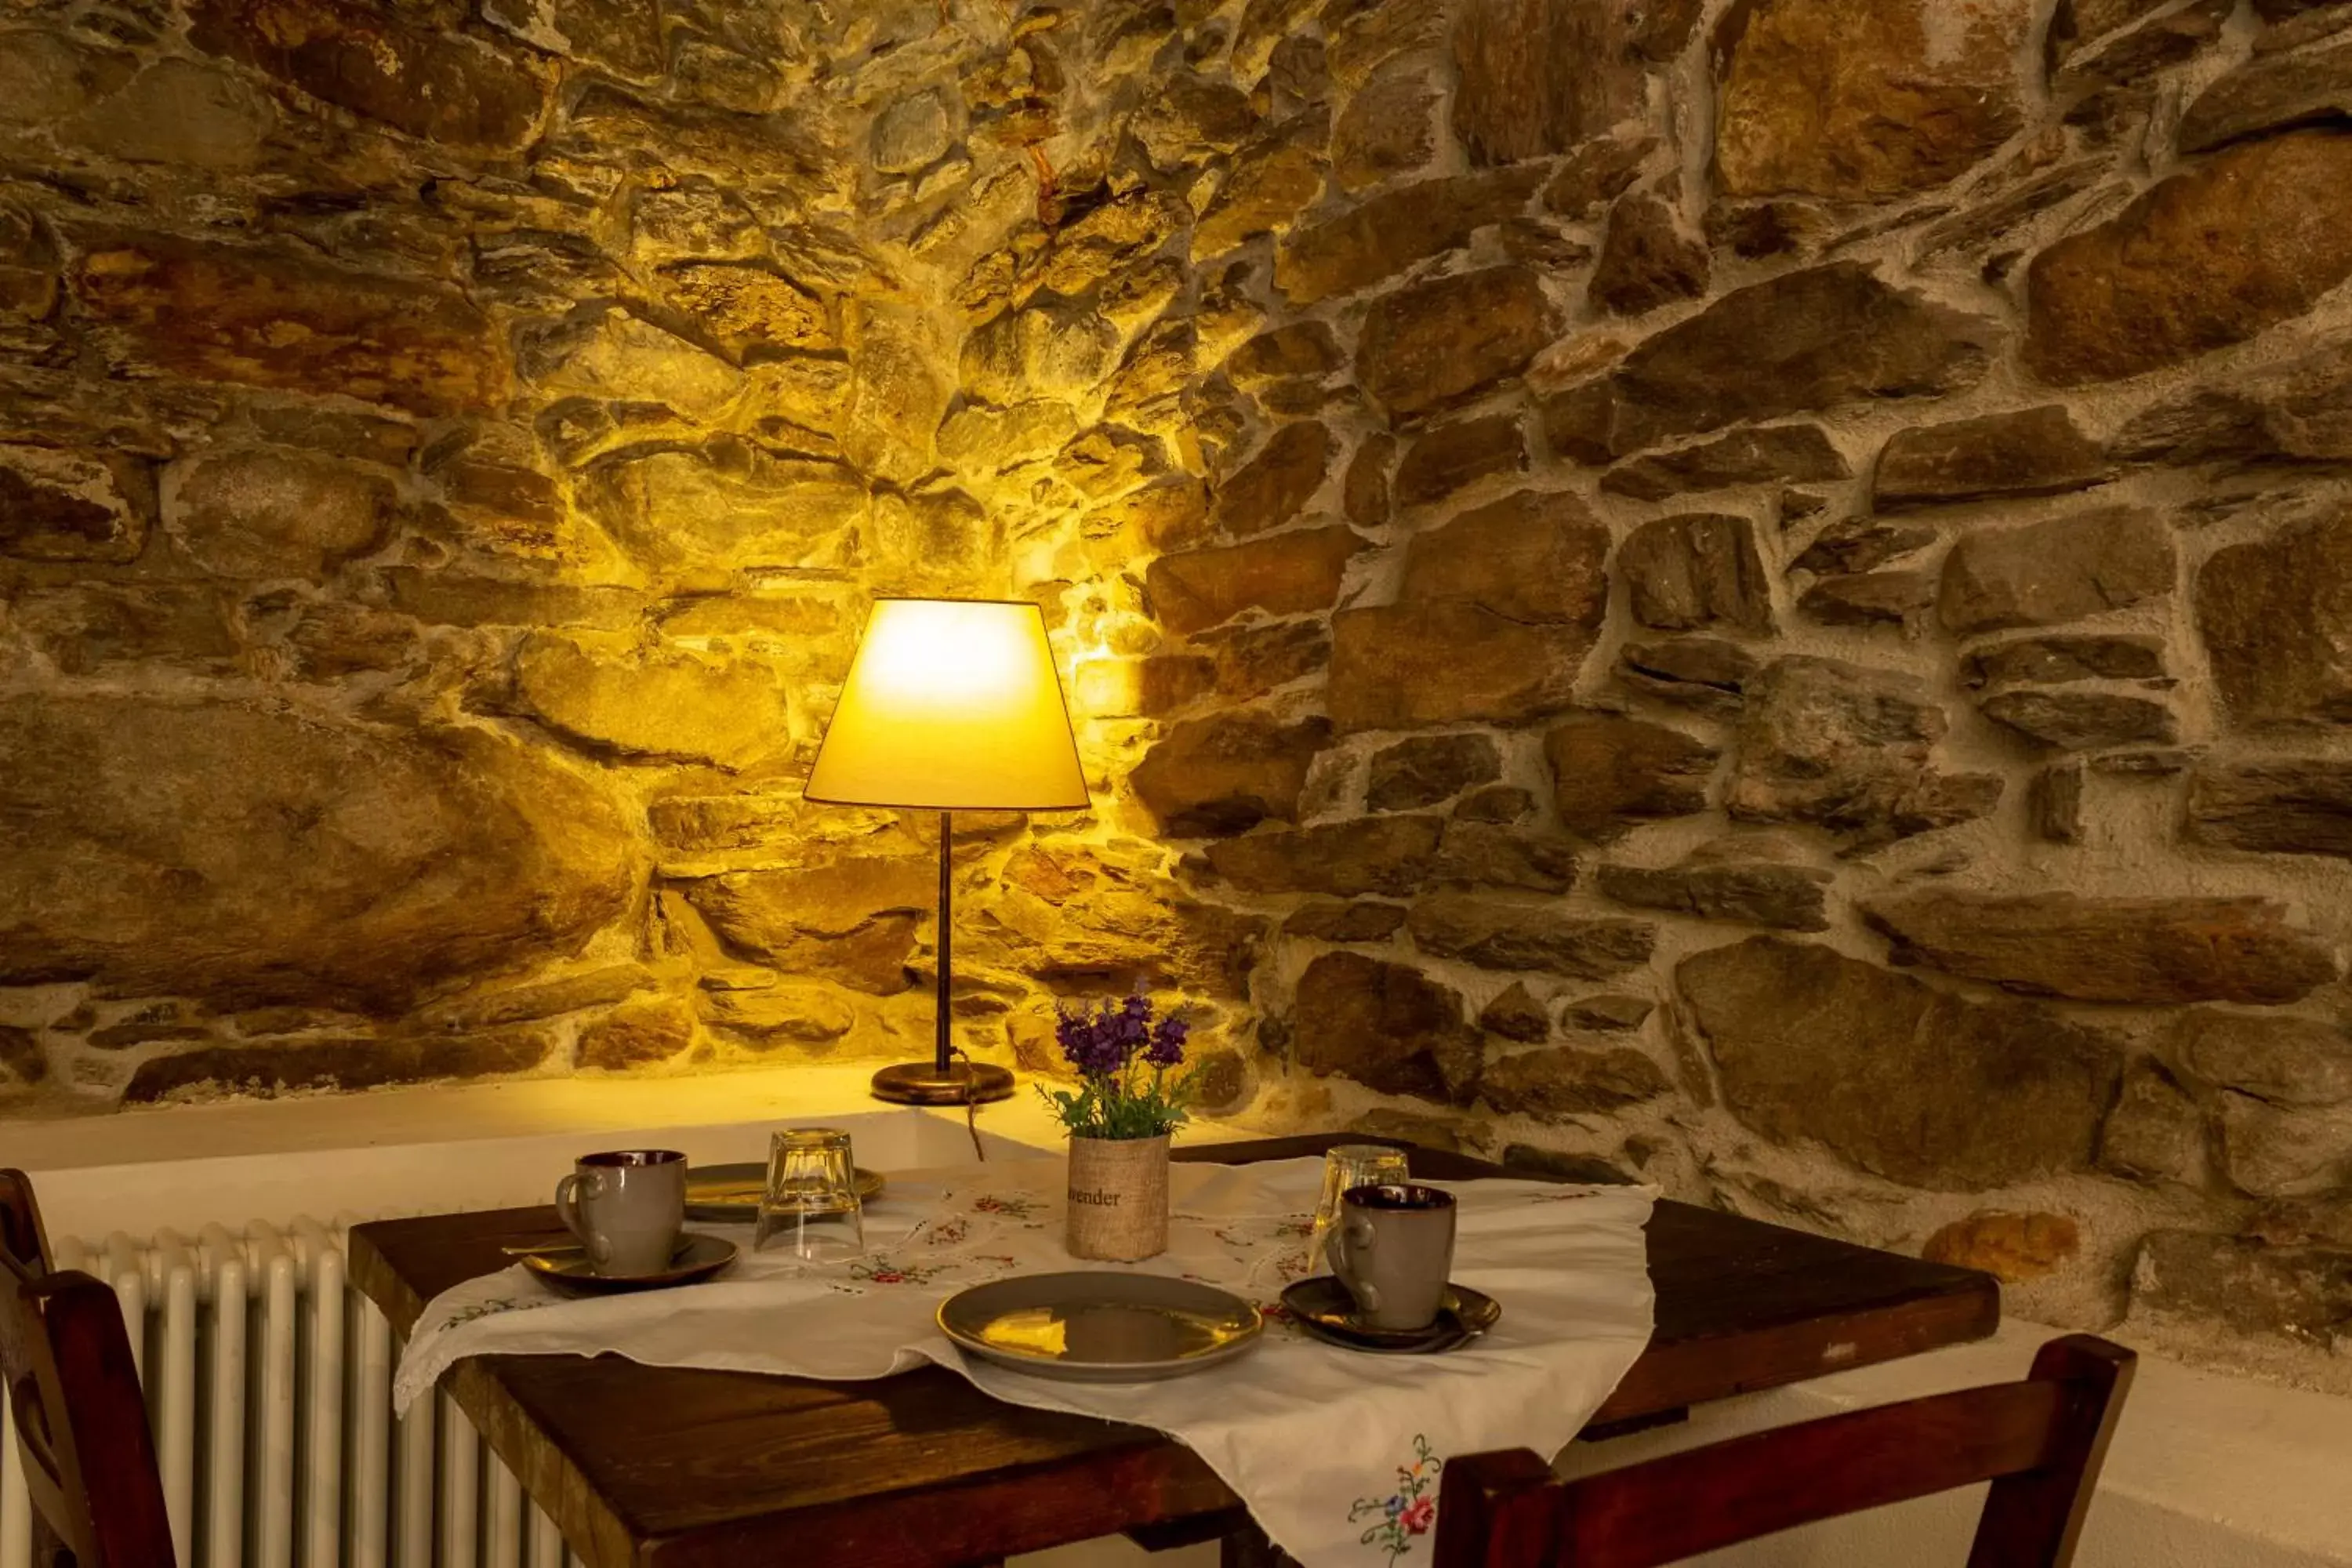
left=4, top=0, right=2352, bottom=1387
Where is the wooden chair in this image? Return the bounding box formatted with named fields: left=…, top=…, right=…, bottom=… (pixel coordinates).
left=1, top=1170, right=48, bottom=1280
left=1436, top=1333, right=2135, bottom=1568
left=0, top=1168, right=177, bottom=1568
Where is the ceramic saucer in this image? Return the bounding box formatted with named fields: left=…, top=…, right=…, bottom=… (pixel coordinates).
left=518, top=1232, right=738, bottom=1295
left=1279, top=1276, right=1501, bottom=1355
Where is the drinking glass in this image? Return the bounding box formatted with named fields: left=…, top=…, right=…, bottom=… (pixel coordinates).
left=755, top=1127, right=865, bottom=1260
left=1311, top=1144, right=1412, bottom=1271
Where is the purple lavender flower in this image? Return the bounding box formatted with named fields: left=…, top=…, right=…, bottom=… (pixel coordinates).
left=1040, top=993, right=1199, bottom=1139
left=1055, top=995, right=1189, bottom=1077
left=1055, top=1000, right=1132, bottom=1076
left=1144, top=1015, right=1188, bottom=1068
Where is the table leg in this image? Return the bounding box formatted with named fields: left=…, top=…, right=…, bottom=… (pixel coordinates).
left=1218, top=1516, right=1301, bottom=1568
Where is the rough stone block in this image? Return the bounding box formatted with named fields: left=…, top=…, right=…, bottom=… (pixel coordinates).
left=1866, top=891, right=2339, bottom=1005
left=1595, top=847, right=1832, bottom=931
left=1452, top=0, right=1692, bottom=165
left=1203, top=815, right=1444, bottom=897
left=1979, top=690, right=2177, bottom=751
left=1800, top=571, right=1936, bottom=627
left=0, top=445, right=151, bottom=564
left=2180, top=1010, right=2352, bottom=1107
left=1407, top=891, right=1654, bottom=978
left=1394, top=414, right=1527, bottom=506
left=1543, top=263, right=1995, bottom=461
left=2198, top=510, right=2352, bottom=725
left=1283, top=901, right=1410, bottom=943
left=1479, top=1042, right=1668, bottom=1116
left=1715, top=0, right=2031, bottom=201
left=2219, top=1093, right=2352, bottom=1198
left=1130, top=713, right=1333, bottom=837
left=578, top=996, right=695, bottom=1071
left=1210, top=421, right=1332, bottom=536
left=0, top=697, right=632, bottom=1011
left=2132, top=1229, right=2352, bottom=1343
left=125, top=1032, right=550, bottom=1104
left=2100, top=1058, right=2207, bottom=1184
left=2188, top=760, right=2352, bottom=858
left=1290, top=950, right=1483, bottom=1105
left=1276, top=169, right=1547, bottom=304
left=1145, top=525, right=1362, bottom=637
left=1873, top=406, right=2109, bottom=510
left=2026, top=132, right=2352, bottom=385
left=1679, top=936, right=2121, bottom=1189
left=1546, top=714, right=1719, bottom=840
left=1367, top=734, right=1503, bottom=814
left=187, top=0, right=550, bottom=150
left=71, top=235, right=508, bottom=415
left=1477, top=982, right=1552, bottom=1044
left=1726, top=658, right=2002, bottom=845
left=1619, top=512, right=1775, bottom=634
left=1328, top=602, right=1588, bottom=731
left=1940, top=506, right=2174, bottom=637
left=515, top=635, right=787, bottom=771
left=1588, top=193, right=1709, bottom=318
left=1355, top=265, right=1555, bottom=417
left=1602, top=424, right=1848, bottom=502
left=2180, top=31, right=2352, bottom=152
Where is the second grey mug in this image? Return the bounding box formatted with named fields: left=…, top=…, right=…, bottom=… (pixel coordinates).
left=1327, top=1182, right=1458, bottom=1331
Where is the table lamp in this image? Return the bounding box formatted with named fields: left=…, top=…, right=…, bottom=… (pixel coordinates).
left=806, top=597, right=1090, bottom=1105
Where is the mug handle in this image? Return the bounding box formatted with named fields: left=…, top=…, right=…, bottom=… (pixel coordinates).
left=555, top=1172, right=611, bottom=1265
left=1328, top=1210, right=1382, bottom=1316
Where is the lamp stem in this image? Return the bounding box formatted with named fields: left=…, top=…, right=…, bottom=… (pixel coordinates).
left=866, top=807, right=1009, bottom=1106
left=935, top=808, right=953, bottom=1080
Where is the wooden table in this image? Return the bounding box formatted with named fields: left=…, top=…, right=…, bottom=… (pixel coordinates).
left=350, top=1134, right=1998, bottom=1568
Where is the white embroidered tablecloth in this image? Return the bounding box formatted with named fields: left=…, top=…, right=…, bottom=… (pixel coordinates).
left=392, top=1156, right=1655, bottom=1568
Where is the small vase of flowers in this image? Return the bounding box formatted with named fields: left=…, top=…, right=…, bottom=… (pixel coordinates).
left=1042, top=995, right=1195, bottom=1261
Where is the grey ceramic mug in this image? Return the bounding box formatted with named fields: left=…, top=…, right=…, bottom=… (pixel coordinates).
left=555, top=1150, right=686, bottom=1276
left=1327, top=1182, right=1457, bottom=1331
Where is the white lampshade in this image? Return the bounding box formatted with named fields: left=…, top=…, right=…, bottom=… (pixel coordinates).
left=805, top=597, right=1089, bottom=811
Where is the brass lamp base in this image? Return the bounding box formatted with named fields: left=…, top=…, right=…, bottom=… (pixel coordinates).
left=869, top=1060, right=1017, bottom=1107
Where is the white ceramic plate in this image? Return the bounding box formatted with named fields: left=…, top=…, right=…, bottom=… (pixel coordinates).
left=938, top=1272, right=1264, bottom=1382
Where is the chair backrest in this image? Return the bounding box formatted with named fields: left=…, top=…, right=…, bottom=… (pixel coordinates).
left=0, top=1169, right=176, bottom=1568
left=1, top=1170, right=48, bottom=1279
left=1436, top=1333, right=2135, bottom=1568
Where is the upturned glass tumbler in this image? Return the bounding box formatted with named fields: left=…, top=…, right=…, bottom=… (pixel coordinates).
left=755, top=1127, right=865, bottom=1260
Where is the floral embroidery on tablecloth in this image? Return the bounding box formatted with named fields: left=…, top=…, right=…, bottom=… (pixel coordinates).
left=444, top=1294, right=554, bottom=1330
left=971, top=1192, right=1046, bottom=1223
left=924, top=1216, right=975, bottom=1247
left=1349, top=1434, right=1441, bottom=1566
left=847, top=1256, right=951, bottom=1287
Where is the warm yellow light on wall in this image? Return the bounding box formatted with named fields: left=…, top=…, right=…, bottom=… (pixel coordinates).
left=806, top=598, right=1089, bottom=1107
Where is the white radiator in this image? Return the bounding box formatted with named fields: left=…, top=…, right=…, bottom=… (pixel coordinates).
left=0, top=1218, right=581, bottom=1568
